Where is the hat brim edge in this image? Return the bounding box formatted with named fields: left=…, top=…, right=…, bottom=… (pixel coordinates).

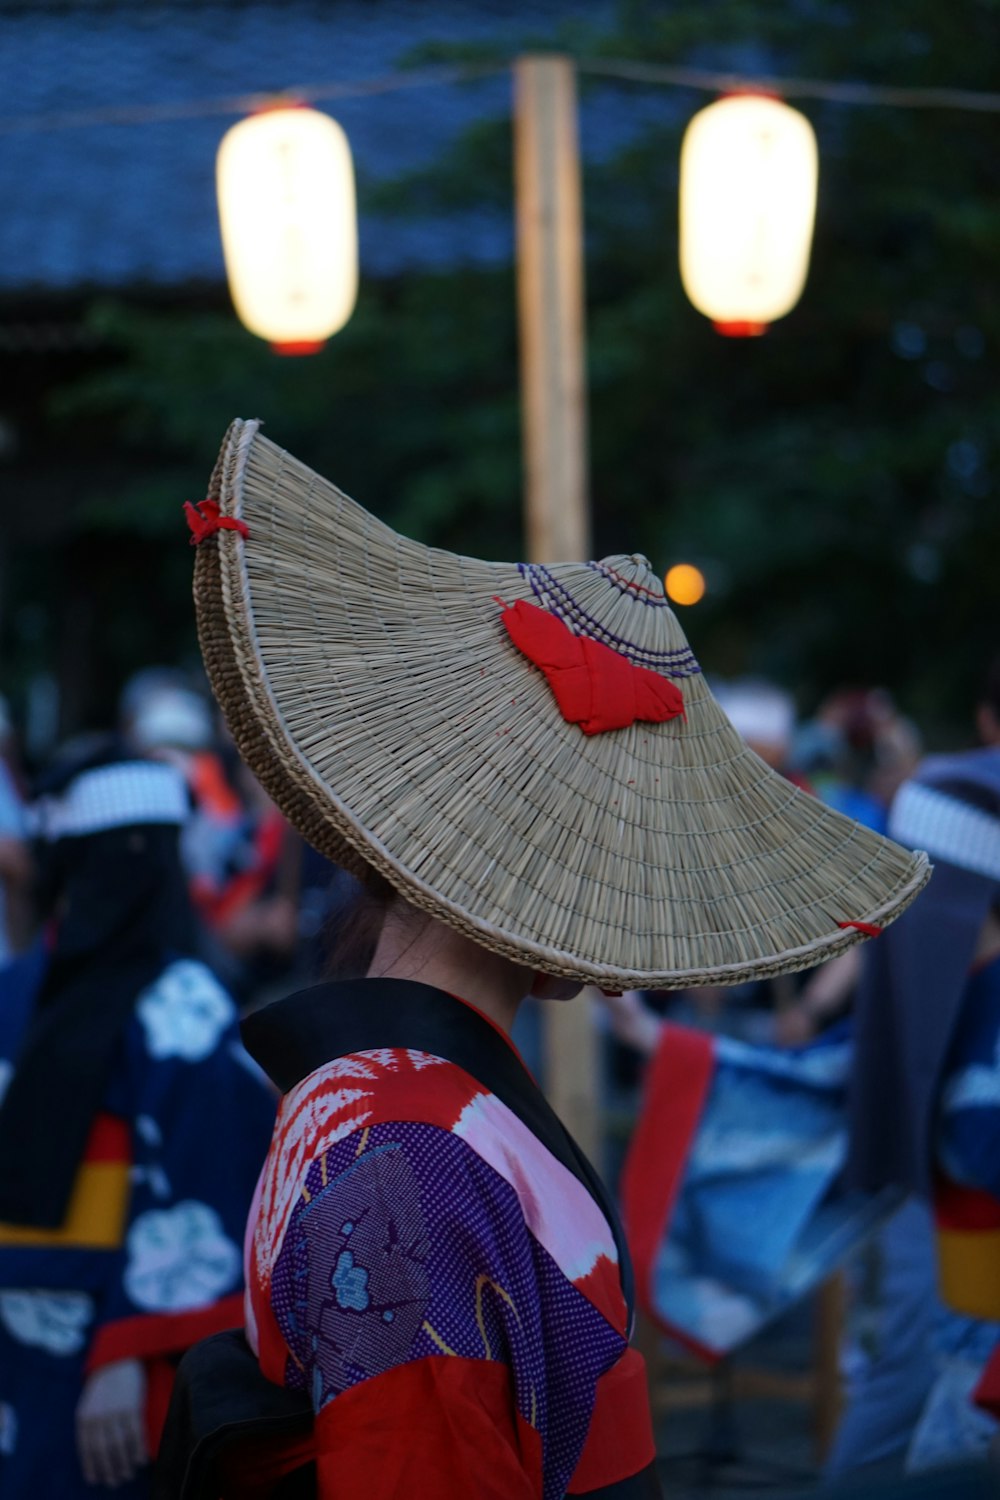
left=194, top=421, right=932, bottom=989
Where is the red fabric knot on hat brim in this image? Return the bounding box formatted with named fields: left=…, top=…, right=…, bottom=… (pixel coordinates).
left=496, top=597, right=685, bottom=736
left=184, top=498, right=250, bottom=547
left=837, top=920, right=884, bottom=937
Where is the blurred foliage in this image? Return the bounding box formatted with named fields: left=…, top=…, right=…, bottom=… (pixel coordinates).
left=42, top=0, right=1000, bottom=740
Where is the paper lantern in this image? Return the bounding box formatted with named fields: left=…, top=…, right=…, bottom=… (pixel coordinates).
left=217, top=104, right=358, bottom=354
left=679, top=94, right=818, bottom=336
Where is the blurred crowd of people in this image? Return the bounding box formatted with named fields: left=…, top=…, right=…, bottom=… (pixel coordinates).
left=0, top=670, right=361, bottom=1010
left=0, top=659, right=997, bottom=1494
left=0, top=667, right=930, bottom=1026
left=0, top=670, right=365, bottom=1495
left=606, top=674, right=924, bottom=1055
left=605, top=659, right=1000, bottom=1489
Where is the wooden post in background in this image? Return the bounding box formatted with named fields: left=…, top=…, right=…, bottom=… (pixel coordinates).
left=514, top=54, right=589, bottom=562
left=513, top=54, right=601, bottom=1162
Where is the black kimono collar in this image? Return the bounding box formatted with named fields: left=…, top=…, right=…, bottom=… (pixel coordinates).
left=242, top=977, right=528, bottom=1094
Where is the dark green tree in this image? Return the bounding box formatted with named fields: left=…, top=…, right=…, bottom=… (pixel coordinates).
left=31, top=0, right=1000, bottom=738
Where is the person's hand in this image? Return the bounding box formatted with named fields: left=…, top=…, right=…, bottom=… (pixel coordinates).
left=258, top=894, right=299, bottom=952
left=76, top=1357, right=148, bottom=1488
left=221, top=894, right=298, bottom=957
left=773, top=1003, right=818, bottom=1049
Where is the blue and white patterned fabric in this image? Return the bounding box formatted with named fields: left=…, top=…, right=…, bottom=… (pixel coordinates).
left=0, top=957, right=275, bottom=1498
left=907, top=1314, right=1000, bottom=1473
left=653, top=1029, right=901, bottom=1357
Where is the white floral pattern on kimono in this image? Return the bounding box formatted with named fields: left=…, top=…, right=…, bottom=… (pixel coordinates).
left=136, top=960, right=236, bottom=1063
left=0, top=1291, right=93, bottom=1355
left=124, top=1201, right=240, bottom=1312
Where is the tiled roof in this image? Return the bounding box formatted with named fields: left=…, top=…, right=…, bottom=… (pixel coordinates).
left=0, top=0, right=674, bottom=292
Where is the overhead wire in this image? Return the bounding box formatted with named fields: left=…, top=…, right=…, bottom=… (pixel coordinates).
left=1, top=57, right=1000, bottom=136
left=578, top=59, right=1000, bottom=113
left=0, top=65, right=507, bottom=135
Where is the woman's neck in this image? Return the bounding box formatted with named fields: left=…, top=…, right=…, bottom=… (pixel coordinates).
left=367, top=902, right=532, bottom=1037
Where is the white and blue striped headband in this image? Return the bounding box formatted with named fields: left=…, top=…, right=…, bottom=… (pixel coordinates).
left=33, top=761, right=190, bottom=842
left=890, top=779, right=1000, bottom=885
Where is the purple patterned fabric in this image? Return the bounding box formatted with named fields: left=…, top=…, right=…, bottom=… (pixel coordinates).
left=270, top=1121, right=626, bottom=1500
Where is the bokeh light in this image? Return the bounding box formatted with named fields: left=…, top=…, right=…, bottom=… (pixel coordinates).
left=665, top=564, right=706, bottom=606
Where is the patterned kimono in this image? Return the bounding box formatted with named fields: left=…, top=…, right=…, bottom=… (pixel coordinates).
left=0, top=954, right=276, bottom=1497
left=166, top=978, right=660, bottom=1499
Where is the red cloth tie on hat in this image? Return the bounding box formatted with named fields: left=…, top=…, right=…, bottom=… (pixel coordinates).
left=837, top=920, right=884, bottom=937
left=498, top=598, right=685, bottom=736
left=183, top=498, right=250, bottom=546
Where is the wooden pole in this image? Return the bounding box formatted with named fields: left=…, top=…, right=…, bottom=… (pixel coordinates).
left=513, top=54, right=601, bottom=1162
left=814, top=1273, right=846, bottom=1460
left=514, top=54, right=590, bottom=562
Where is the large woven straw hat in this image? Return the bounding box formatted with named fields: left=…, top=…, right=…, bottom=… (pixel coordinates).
left=191, top=419, right=930, bottom=990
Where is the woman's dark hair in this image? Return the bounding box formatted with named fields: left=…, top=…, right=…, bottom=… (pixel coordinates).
left=322, top=871, right=392, bottom=980
left=323, top=869, right=432, bottom=980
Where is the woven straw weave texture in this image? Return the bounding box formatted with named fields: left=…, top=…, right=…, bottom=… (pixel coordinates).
left=193, top=419, right=930, bottom=989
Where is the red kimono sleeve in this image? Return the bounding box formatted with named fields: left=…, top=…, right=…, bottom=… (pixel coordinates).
left=314, top=1355, right=541, bottom=1500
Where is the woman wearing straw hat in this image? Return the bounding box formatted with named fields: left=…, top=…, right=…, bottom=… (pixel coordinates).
left=161, top=420, right=930, bottom=1500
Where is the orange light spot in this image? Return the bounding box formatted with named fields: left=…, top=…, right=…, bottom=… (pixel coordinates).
left=665, top=564, right=706, bottom=606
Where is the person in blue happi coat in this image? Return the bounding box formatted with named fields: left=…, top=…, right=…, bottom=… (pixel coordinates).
left=0, top=752, right=276, bottom=1497
left=832, top=659, right=1000, bottom=1480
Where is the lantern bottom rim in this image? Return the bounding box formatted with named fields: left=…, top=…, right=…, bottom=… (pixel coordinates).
left=712, top=321, right=767, bottom=338
left=270, top=340, right=326, bottom=356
